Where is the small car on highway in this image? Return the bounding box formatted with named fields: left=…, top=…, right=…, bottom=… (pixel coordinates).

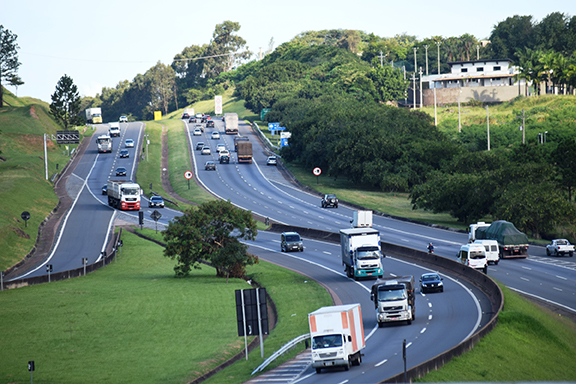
left=181, top=112, right=190, bottom=119
left=206, top=120, right=215, bottom=128
left=193, top=128, right=202, bottom=136
left=119, top=115, right=128, bottom=123
left=201, top=146, right=211, bottom=155
left=149, top=195, right=165, bottom=208
left=281, top=232, right=304, bottom=252
left=218, top=149, right=230, bottom=159
left=205, top=161, right=216, bottom=171
left=102, top=184, right=108, bottom=195
left=266, top=156, right=277, bottom=166
left=321, top=194, right=338, bottom=208
left=216, top=144, right=226, bottom=152
left=219, top=154, right=230, bottom=164
left=195, top=124, right=204, bottom=132
left=211, top=131, right=220, bottom=140
left=125, top=139, right=134, bottom=148
left=119, top=149, right=129, bottom=158
left=419, top=273, right=444, bottom=293
left=196, top=142, right=205, bottom=150
left=115, top=167, right=127, bottom=176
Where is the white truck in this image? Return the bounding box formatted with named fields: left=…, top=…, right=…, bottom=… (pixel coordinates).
left=109, top=122, right=121, bottom=137
left=340, top=228, right=384, bottom=280
left=468, top=221, right=491, bottom=242
left=85, top=108, right=102, bottom=124
left=352, top=210, right=373, bottom=228
left=370, top=276, right=415, bottom=326
left=224, top=112, right=239, bottom=134
left=546, top=239, right=574, bottom=257
left=96, top=135, right=112, bottom=153
left=309, top=304, right=365, bottom=373
left=107, top=180, right=141, bottom=211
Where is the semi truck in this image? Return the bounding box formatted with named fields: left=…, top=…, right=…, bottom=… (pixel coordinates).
left=224, top=112, right=239, bottom=134
left=85, top=108, right=103, bottom=124
left=474, top=220, right=529, bottom=258
left=236, top=141, right=253, bottom=163
left=234, top=136, right=249, bottom=152
left=309, top=304, right=365, bottom=373
left=340, top=228, right=384, bottom=280
left=109, top=122, right=120, bottom=137
left=96, top=135, right=113, bottom=153
left=468, top=221, right=491, bottom=242
left=352, top=210, right=373, bottom=228
left=107, top=180, right=141, bottom=210
left=370, top=276, right=415, bottom=326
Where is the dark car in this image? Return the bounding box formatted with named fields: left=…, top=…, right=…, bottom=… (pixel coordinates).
left=102, top=184, right=108, bottom=195
left=119, top=149, right=129, bottom=158
left=182, top=112, right=190, bottom=119
left=188, top=117, right=196, bottom=123
left=206, top=120, right=215, bottom=128
left=196, top=142, right=205, bottom=150
left=205, top=161, right=216, bottom=171
left=115, top=167, right=127, bottom=176
left=219, top=154, right=230, bottom=164
left=419, top=273, right=444, bottom=293
left=149, top=195, right=165, bottom=208
left=321, top=194, right=338, bottom=208
left=281, top=232, right=304, bottom=252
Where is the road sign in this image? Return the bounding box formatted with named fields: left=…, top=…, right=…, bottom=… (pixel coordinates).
left=280, top=131, right=291, bottom=139
left=313, top=167, right=322, bottom=176
left=267, top=122, right=280, bottom=131
left=150, top=210, right=162, bottom=222
left=260, top=108, right=271, bottom=120
left=56, top=131, right=80, bottom=144
left=184, top=171, right=193, bottom=180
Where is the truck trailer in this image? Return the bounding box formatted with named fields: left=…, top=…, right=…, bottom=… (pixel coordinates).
left=475, top=220, right=529, bottom=258
left=234, top=136, right=249, bottom=152
left=371, top=276, right=415, bottom=326
left=96, top=135, right=113, bottom=153
left=86, top=108, right=102, bottom=124
left=107, top=180, right=141, bottom=210
left=224, top=112, right=239, bottom=134
left=236, top=141, right=253, bottom=163
left=309, top=304, right=365, bottom=373
left=340, top=228, right=384, bottom=280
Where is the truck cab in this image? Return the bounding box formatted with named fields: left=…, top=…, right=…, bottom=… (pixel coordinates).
left=371, top=276, right=415, bottom=326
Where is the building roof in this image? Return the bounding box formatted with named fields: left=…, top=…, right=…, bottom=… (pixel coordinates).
left=448, top=58, right=513, bottom=66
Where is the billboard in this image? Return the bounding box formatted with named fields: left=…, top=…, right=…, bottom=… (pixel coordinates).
left=215, top=95, right=223, bottom=115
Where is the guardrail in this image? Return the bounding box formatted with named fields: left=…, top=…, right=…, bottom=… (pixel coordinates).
left=251, top=333, right=310, bottom=375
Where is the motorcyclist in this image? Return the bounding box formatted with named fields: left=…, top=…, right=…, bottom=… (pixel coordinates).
left=427, top=243, right=434, bottom=253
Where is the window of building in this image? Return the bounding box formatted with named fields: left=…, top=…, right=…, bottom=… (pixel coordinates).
left=461, top=68, right=468, bottom=73
left=494, top=66, right=501, bottom=71
left=477, top=67, right=484, bottom=72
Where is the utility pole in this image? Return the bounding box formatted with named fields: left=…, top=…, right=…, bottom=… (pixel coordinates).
left=411, top=73, right=416, bottom=110
left=486, top=106, right=491, bottom=151
left=476, top=45, right=480, bottom=60
left=424, top=45, right=429, bottom=75
left=419, top=67, right=423, bottom=108
left=522, top=109, right=526, bottom=144
left=378, top=51, right=386, bottom=67
left=436, top=41, right=442, bottom=75
left=413, top=47, right=418, bottom=74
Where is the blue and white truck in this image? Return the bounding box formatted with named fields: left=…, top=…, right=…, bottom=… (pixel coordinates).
left=340, top=228, right=384, bottom=280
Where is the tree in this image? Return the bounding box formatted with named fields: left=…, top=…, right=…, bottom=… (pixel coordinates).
left=146, top=61, right=175, bottom=116
left=163, top=200, right=258, bottom=280
left=203, top=21, right=252, bottom=78
left=368, top=64, right=408, bottom=102
left=0, top=25, right=22, bottom=107
left=487, top=15, right=535, bottom=62
left=49, top=74, right=83, bottom=129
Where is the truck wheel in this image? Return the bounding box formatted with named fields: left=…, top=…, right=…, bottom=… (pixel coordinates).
left=315, top=368, right=321, bottom=374
left=344, top=361, right=350, bottom=371
left=378, top=322, right=383, bottom=328
left=407, top=319, right=412, bottom=325
left=546, top=248, right=551, bottom=256
left=570, top=252, right=573, bottom=257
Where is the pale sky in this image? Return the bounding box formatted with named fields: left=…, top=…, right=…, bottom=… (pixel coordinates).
left=4, top=0, right=575, bottom=103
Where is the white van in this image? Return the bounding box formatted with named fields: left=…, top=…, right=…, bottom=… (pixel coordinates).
left=458, top=243, right=488, bottom=273
left=474, top=240, right=500, bottom=265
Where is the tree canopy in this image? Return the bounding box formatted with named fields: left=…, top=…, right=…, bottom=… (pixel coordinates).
left=49, top=74, right=83, bottom=129
left=162, top=200, right=258, bottom=280
left=0, top=25, right=23, bottom=107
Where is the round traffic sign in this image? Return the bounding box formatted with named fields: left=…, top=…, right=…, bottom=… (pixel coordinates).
left=313, top=167, right=322, bottom=176
left=184, top=171, right=193, bottom=180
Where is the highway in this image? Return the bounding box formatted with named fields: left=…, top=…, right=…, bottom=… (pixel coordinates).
left=9, top=116, right=576, bottom=382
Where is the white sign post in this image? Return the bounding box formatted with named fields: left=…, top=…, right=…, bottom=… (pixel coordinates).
left=313, top=167, right=321, bottom=184
left=215, top=95, right=223, bottom=115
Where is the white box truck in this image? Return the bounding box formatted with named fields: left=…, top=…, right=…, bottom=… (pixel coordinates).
left=353, top=210, right=373, bottom=228
left=224, top=112, right=239, bottom=134
left=309, top=304, right=365, bottom=373
left=340, top=228, right=384, bottom=280
left=85, top=108, right=102, bottom=124
left=107, top=180, right=141, bottom=210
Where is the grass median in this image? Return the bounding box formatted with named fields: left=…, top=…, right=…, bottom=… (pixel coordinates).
left=0, top=229, right=331, bottom=383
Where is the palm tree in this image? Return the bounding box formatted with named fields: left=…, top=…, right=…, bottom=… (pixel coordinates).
left=460, top=34, right=477, bottom=61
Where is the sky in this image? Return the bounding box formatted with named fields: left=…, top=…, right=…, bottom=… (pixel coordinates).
left=3, top=0, right=575, bottom=104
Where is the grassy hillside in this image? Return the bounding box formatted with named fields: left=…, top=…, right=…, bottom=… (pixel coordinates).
left=0, top=89, right=84, bottom=271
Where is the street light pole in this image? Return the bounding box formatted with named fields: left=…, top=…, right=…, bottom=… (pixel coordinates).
left=412, top=73, right=416, bottom=110
left=424, top=45, right=429, bottom=76
left=419, top=67, right=423, bottom=108
left=436, top=41, right=442, bottom=75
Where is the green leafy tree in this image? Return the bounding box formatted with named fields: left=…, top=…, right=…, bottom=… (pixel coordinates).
left=163, top=200, right=258, bottom=280
left=0, top=25, right=23, bottom=107
left=487, top=15, right=535, bottom=62
left=554, top=138, right=576, bottom=202
left=203, top=21, right=251, bottom=78
left=146, top=61, right=175, bottom=116
left=535, top=12, right=571, bottom=54
left=368, top=64, right=408, bottom=102
left=49, top=74, right=83, bottom=129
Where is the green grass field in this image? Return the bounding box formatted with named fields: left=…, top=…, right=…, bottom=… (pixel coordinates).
left=0, top=230, right=331, bottom=383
